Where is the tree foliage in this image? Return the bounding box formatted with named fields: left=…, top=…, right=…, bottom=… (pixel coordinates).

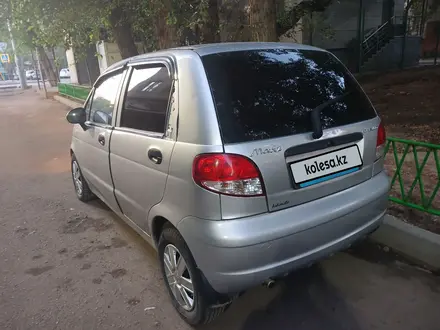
left=2, top=0, right=338, bottom=61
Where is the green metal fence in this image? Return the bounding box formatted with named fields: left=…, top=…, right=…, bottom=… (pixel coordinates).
left=58, top=83, right=91, bottom=102
left=385, top=137, right=440, bottom=216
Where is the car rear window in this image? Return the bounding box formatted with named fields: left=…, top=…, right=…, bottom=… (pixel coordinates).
left=201, top=49, right=376, bottom=144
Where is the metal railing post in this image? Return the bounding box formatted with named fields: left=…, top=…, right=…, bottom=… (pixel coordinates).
left=386, top=137, right=440, bottom=216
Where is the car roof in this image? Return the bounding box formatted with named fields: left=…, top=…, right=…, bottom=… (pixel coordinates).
left=103, top=42, right=325, bottom=75
left=170, top=42, right=323, bottom=55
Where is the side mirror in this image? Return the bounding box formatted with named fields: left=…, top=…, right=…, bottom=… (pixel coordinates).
left=66, top=107, right=87, bottom=126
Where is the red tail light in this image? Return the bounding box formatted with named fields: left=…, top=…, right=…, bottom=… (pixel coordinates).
left=192, top=154, right=265, bottom=197
left=377, top=122, right=386, bottom=146
left=376, top=122, right=386, bottom=159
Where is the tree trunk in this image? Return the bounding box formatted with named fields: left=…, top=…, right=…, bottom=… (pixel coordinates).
left=219, top=0, right=252, bottom=42
left=51, top=48, right=60, bottom=82
left=156, top=17, right=178, bottom=49
left=201, top=0, right=220, bottom=43
left=249, top=0, right=278, bottom=41
left=37, top=46, right=58, bottom=87
left=155, top=0, right=178, bottom=49
left=108, top=6, right=139, bottom=59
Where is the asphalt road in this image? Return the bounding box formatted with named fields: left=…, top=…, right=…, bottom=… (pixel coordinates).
left=1, top=90, right=440, bottom=330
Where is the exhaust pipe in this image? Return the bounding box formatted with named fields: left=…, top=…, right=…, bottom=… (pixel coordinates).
left=263, top=279, right=276, bottom=289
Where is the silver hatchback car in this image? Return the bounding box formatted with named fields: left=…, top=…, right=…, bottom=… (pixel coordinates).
left=66, top=42, right=389, bottom=325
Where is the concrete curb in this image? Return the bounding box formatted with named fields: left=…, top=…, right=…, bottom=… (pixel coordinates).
left=370, top=215, right=440, bottom=271
left=0, top=85, right=20, bottom=90
left=53, top=95, right=83, bottom=109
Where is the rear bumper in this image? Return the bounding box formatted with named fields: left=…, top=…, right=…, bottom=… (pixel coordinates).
left=177, top=171, right=389, bottom=294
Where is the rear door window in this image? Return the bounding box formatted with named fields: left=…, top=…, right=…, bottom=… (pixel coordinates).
left=201, top=49, right=376, bottom=144
left=120, top=65, right=172, bottom=133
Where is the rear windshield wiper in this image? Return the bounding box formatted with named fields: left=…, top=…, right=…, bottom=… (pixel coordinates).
left=310, top=91, right=351, bottom=139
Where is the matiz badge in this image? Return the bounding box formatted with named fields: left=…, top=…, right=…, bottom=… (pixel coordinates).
left=250, top=145, right=282, bottom=157
left=362, top=126, right=378, bottom=133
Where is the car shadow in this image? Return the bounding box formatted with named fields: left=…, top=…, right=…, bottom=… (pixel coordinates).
left=87, top=198, right=360, bottom=330
left=89, top=199, right=112, bottom=212
left=202, top=264, right=361, bottom=330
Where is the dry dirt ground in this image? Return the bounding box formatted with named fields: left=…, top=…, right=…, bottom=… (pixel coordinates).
left=361, top=67, right=440, bottom=234
left=1, top=90, right=440, bottom=330
left=361, top=66, right=440, bottom=144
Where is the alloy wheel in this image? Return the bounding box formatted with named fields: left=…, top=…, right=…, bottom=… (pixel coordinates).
left=163, top=244, right=195, bottom=311
left=72, top=161, right=83, bottom=196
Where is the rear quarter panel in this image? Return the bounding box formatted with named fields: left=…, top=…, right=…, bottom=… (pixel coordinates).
left=147, top=142, right=224, bottom=228
left=147, top=52, right=225, bottom=232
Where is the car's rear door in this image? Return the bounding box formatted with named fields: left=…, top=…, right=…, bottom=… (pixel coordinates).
left=201, top=48, right=381, bottom=213
left=109, top=60, right=176, bottom=233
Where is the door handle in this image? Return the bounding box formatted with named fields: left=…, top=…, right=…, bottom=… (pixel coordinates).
left=98, top=133, right=105, bottom=146
left=148, top=148, right=163, bottom=164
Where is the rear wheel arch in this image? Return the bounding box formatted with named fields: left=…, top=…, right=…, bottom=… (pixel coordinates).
left=157, top=223, right=231, bottom=325
left=152, top=216, right=174, bottom=247
left=152, top=215, right=233, bottom=298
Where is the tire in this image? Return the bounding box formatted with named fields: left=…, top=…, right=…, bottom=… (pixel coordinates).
left=71, top=154, right=95, bottom=202
left=158, top=226, right=229, bottom=325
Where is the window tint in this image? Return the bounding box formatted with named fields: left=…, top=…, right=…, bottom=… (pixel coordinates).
left=121, top=65, right=172, bottom=133
left=89, top=72, right=124, bottom=125
left=201, top=49, right=377, bottom=143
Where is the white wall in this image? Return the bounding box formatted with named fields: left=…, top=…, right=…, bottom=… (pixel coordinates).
left=95, top=42, right=146, bottom=74
left=96, top=42, right=108, bottom=74
left=277, top=0, right=392, bottom=49
left=104, top=42, right=124, bottom=68
left=95, top=42, right=123, bottom=74
left=312, top=0, right=384, bottom=49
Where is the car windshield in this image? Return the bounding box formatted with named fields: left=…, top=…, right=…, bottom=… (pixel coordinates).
left=201, top=49, right=377, bottom=144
